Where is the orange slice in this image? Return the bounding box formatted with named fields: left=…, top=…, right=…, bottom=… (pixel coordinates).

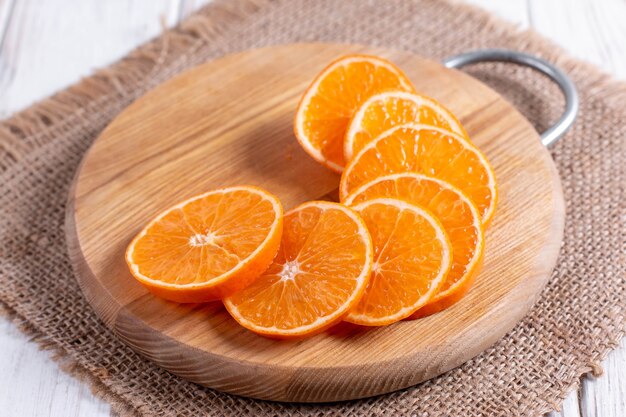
left=224, top=201, right=373, bottom=338
left=294, top=55, right=415, bottom=172
left=344, top=90, right=468, bottom=161
left=344, top=173, right=484, bottom=317
left=345, top=198, right=452, bottom=326
left=125, top=186, right=283, bottom=303
left=340, top=123, right=498, bottom=225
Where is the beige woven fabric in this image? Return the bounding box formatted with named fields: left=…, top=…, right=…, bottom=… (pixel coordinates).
left=1, top=0, right=625, bottom=415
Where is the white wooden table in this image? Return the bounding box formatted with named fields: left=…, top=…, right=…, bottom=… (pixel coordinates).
left=0, top=1, right=624, bottom=416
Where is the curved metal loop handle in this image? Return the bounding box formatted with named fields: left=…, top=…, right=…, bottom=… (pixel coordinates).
left=443, top=49, right=579, bottom=147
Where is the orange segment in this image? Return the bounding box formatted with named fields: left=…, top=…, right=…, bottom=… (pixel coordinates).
left=223, top=201, right=373, bottom=338
left=340, top=123, right=498, bottom=225
left=344, top=173, right=484, bottom=317
left=125, top=186, right=283, bottom=303
left=344, top=90, right=468, bottom=160
left=345, top=198, right=451, bottom=326
left=294, top=55, right=415, bottom=172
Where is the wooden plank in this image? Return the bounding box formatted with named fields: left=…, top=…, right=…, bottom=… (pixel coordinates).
left=0, top=318, right=111, bottom=417
left=549, top=390, right=582, bottom=417
left=0, top=0, right=184, bottom=118
left=525, top=2, right=626, bottom=415
left=0, top=0, right=15, bottom=43
left=465, top=0, right=530, bottom=28
left=0, top=0, right=16, bottom=96
left=0, top=2, right=186, bottom=417
left=580, top=338, right=626, bottom=417
left=527, top=0, right=626, bottom=78
left=180, top=0, right=213, bottom=19
left=469, top=1, right=626, bottom=416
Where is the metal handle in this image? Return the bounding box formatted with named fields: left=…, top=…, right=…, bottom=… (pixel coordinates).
left=443, top=49, right=579, bottom=147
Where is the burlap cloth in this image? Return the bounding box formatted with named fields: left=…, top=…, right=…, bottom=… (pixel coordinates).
left=0, top=0, right=624, bottom=416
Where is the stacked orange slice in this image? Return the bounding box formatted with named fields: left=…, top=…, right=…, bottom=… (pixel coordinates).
left=345, top=198, right=452, bottom=325
left=340, top=123, right=497, bottom=225
left=344, top=174, right=484, bottom=318
left=344, top=90, right=468, bottom=161
left=293, top=54, right=497, bottom=323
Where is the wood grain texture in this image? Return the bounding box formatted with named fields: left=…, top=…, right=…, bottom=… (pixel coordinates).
left=65, top=42, right=565, bottom=402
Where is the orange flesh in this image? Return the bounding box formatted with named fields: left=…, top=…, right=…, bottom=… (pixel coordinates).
left=345, top=174, right=484, bottom=315
left=346, top=198, right=451, bottom=325
left=126, top=187, right=282, bottom=302
left=296, top=55, right=415, bottom=170
left=341, top=125, right=497, bottom=224
left=224, top=202, right=373, bottom=337
left=347, top=92, right=467, bottom=159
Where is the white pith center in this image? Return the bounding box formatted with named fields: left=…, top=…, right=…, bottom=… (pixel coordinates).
left=279, top=260, right=300, bottom=282
left=189, top=232, right=217, bottom=247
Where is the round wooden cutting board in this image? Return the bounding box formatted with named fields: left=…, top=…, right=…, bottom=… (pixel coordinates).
left=66, top=43, right=565, bottom=402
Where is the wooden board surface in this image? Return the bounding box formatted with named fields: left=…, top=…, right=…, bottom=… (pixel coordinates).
left=64, top=42, right=565, bottom=402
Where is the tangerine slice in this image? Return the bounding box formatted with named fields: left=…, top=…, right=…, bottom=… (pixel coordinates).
left=340, top=123, right=498, bottom=225
left=344, top=173, right=484, bottom=317
left=294, top=55, right=415, bottom=172
left=344, top=90, right=467, bottom=161
left=125, top=186, right=283, bottom=303
left=224, top=201, right=373, bottom=338
left=345, top=198, right=452, bottom=326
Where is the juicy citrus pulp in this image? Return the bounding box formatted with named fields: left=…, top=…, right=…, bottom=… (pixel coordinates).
left=344, top=173, right=484, bottom=317
left=294, top=55, right=415, bottom=172
left=344, top=90, right=468, bottom=161
left=344, top=198, right=452, bottom=326
left=223, top=201, right=373, bottom=338
left=125, top=186, right=283, bottom=303
left=340, top=123, right=497, bottom=225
